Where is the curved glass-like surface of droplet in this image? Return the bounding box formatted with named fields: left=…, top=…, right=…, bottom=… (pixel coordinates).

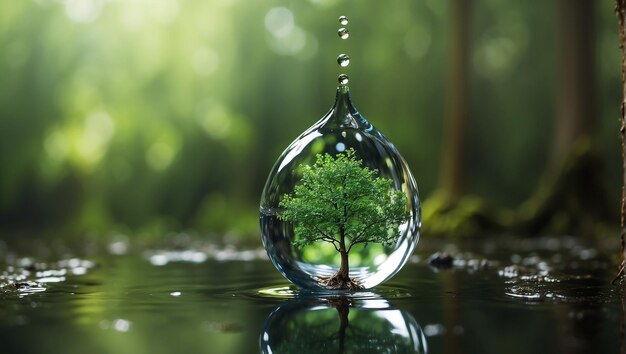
left=260, top=85, right=421, bottom=291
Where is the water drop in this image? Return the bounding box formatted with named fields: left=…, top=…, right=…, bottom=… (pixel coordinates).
left=337, top=54, right=350, bottom=67
left=260, top=84, right=421, bottom=291
left=338, top=27, right=349, bottom=39
left=338, top=74, right=349, bottom=85
left=339, top=15, right=348, bottom=26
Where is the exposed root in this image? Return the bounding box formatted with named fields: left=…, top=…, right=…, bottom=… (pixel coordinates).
left=318, top=274, right=363, bottom=291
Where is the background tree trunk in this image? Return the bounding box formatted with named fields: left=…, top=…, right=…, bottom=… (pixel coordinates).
left=422, top=0, right=503, bottom=239
left=440, top=0, right=472, bottom=198
left=515, top=0, right=611, bottom=236
left=552, top=0, right=596, bottom=167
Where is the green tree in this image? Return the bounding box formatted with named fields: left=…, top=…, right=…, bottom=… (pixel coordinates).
left=279, top=149, right=409, bottom=290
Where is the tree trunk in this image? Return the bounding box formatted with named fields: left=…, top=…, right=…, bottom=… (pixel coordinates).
left=615, top=3, right=626, bottom=350
left=338, top=229, right=350, bottom=281
left=324, top=228, right=360, bottom=289
left=553, top=0, right=595, bottom=167
left=616, top=0, right=626, bottom=281
left=440, top=0, right=472, bottom=198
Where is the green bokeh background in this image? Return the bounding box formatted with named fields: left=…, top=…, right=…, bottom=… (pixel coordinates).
left=0, top=0, right=620, bottom=240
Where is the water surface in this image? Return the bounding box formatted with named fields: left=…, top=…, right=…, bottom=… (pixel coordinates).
left=0, top=236, right=623, bottom=354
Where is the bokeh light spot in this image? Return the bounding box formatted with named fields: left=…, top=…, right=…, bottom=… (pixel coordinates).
left=64, top=0, right=104, bottom=23
left=146, top=142, right=175, bottom=171
left=192, top=47, right=220, bottom=76
left=265, top=7, right=294, bottom=38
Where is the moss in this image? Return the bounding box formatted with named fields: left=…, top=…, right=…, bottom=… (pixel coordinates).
left=421, top=191, right=510, bottom=238
left=515, top=139, right=616, bottom=237
left=422, top=139, right=617, bottom=238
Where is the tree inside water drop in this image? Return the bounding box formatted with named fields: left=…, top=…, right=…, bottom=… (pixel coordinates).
left=278, top=149, right=409, bottom=290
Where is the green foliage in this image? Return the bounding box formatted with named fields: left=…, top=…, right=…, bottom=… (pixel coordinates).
left=279, top=149, right=409, bottom=253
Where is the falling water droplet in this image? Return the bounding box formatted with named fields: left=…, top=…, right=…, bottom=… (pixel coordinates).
left=339, top=15, right=348, bottom=26
left=338, top=74, right=349, bottom=85
left=337, top=54, right=350, bottom=67
left=338, top=27, right=349, bottom=40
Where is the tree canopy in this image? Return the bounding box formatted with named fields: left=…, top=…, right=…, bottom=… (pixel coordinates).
left=279, top=150, right=409, bottom=255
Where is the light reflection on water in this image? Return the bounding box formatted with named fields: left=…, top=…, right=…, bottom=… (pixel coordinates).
left=254, top=285, right=413, bottom=300
left=0, top=236, right=623, bottom=354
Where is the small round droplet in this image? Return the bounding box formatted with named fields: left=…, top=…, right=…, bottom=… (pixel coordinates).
left=338, top=27, right=349, bottom=39
left=338, top=74, right=349, bottom=85
left=337, top=54, right=350, bottom=67
left=339, top=15, right=348, bottom=26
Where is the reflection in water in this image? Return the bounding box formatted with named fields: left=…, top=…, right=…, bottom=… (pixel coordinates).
left=260, top=296, right=427, bottom=354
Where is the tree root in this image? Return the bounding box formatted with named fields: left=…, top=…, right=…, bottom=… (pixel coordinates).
left=318, top=274, right=363, bottom=291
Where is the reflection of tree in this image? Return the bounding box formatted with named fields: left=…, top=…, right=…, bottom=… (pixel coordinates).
left=261, top=297, right=427, bottom=354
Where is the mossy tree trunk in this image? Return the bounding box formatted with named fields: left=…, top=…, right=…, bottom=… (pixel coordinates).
left=515, top=1, right=611, bottom=236
left=423, top=0, right=506, bottom=238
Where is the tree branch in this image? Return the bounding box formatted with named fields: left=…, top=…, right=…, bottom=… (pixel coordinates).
left=347, top=221, right=390, bottom=253
left=312, top=225, right=334, bottom=241
left=312, top=226, right=340, bottom=251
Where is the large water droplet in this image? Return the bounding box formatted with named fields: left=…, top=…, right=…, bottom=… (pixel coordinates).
left=338, top=74, right=349, bottom=85
left=338, top=27, right=349, bottom=40
left=339, top=15, right=348, bottom=26
left=260, top=85, right=421, bottom=291
left=337, top=54, right=350, bottom=67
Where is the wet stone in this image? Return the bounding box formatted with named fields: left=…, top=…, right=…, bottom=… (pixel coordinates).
left=428, top=253, right=454, bottom=269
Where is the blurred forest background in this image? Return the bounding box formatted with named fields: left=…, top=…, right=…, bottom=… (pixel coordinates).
left=0, top=0, right=621, bottom=242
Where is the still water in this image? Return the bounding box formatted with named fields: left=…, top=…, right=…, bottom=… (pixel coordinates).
left=0, top=236, right=623, bottom=354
